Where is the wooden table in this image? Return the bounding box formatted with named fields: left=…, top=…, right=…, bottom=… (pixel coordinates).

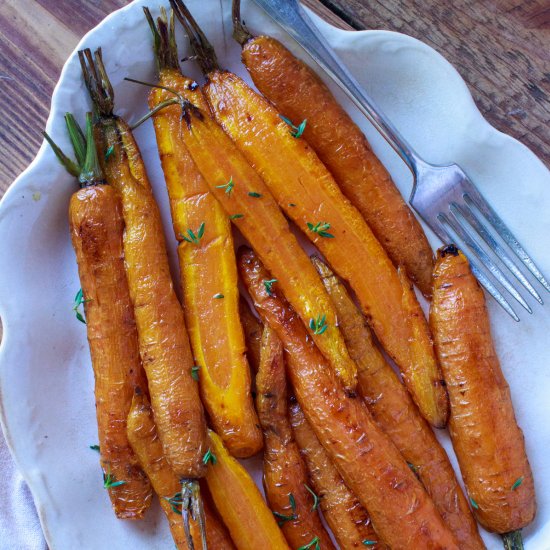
left=0, top=0, right=548, bottom=198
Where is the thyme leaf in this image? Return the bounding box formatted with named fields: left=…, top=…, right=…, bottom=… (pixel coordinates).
left=103, top=471, right=126, bottom=489
left=164, top=491, right=184, bottom=515
left=279, top=115, right=307, bottom=138
left=264, top=279, right=278, bottom=296
left=202, top=449, right=217, bottom=465
left=104, top=145, right=114, bottom=161
left=73, top=288, right=91, bottom=324
left=469, top=497, right=479, bottom=510
left=362, top=541, right=377, bottom=546
left=180, top=222, right=205, bottom=245
left=191, top=366, right=200, bottom=381
left=309, top=314, right=328, bottom=335
left=511, top=477, right=524, bottom=491
left=216, top=176, right=234, bottom=196
left=297, top=536, right=320, bottom=550
left=304, top=484, right=319, bottom=511
left=213, top=293, right=224, bottom=299
left=273, top=493, right=297, bottom=526
left=307, top=221, right=334, bottom=239
left=229, top=213, right=244, bottom=220
left=90, top=444, right=100, bottom=452
left=248, top=192, right=262, bottom=198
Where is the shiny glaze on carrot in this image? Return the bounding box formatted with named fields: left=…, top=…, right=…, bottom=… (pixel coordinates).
left=69, top=184, right=151, bottom=519
left=430, top=247, right=536, bottom=533
left=239, top=296, right=262, bottom=374
left=256, top=326, right=335, bottom=549
left=238, top=247, right=459, bottom=549
left=165, top=99, right=357, bottom=389
left=289, top=401, right=383, bottom=549
left=149, top=66, right=261, bottom=458
left=204, top=430, right=290, bottom=550
left=312, top=256, right=483, bottom=549
left=95, top=116, right=207, bottom=478
left=126, top=392, right=236, bottom=549
left=241, top=35, right=434, bottom=297
left=204, top=70, right=446, bottom=427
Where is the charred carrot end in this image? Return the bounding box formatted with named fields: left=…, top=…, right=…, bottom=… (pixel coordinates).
left=289, top=401, right=384, bottom=549
left=238, top=246, right=459, bottom=549
left=397, top=267, right=449, bottom=428
left=239, top=30, right=434, bottom=297
left=431, top=247, right=536, bottom=536
left=205, top=430, right=290, bottom=550
left=256, top=327, right=335, bottom=549
left=146, top=10, right=262, bottom=458
left=127, top=392, right=236, bottom=549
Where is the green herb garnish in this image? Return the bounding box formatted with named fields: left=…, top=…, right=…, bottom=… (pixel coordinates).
left=104, top=145, right=114, bottom=161
left=90, top=444, right=100, bottom=452
left=103, top=471, right=126, bottom=489
left=298, top=536, right=320, bottom=550
left=264, top=279, right=278, bottom=296
left=216, top=176, right=234, bottom=196
left=309, top=314, right=328, bottom=335
left=279, top=115, right=307, bottom=138
left=164, top=491, right=183, bottom=515
left=511, top=477, right=524, bottom=491
left=213, top=293, right=224, bottom=299
left=73, top=288, right=91, bottom=324
left=248, top=191, right=262, bottom=198
left=273, top=493, right=297, bottom=526
left=304, top=484, right=319, bottom=511
left=288, top=203, right=296, bottom=207
left=362, top=541, right=377, bottom=546
left=307, top=221, right=334, bottom=239
left=229, top=213, right=244, bottom=220
left=191, top=366, right=200, bottom=381
left=469, top=497, right=479, bottom=510
left=202, top=449, right=217, bottom=465
left=180, top=222, right=205, bottom=245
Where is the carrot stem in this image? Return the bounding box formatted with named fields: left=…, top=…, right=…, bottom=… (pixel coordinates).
left=502, top=530, right=524, bottom=550
left=231, top=0, right=253, bottom=45
left=181, top=479, right=208, bottom=550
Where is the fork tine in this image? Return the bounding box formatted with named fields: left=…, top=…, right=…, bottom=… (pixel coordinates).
left=451, top=201, right=543, bottom=304
left=463, top=187, right=550, bottom=293
left=439, top=211, right=532, bottom=313
left=434, top=217, right=520, bottom=321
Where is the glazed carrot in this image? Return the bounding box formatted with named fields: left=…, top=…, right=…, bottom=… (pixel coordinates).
left=148, top=8, right=356, bottom=390
left=126, top=391, right=236, bottom=549
left=143, top=8, right=261, bottom=458
left=238, top=247, right=459, bottom=549
left=204, top=430, right=290, bottom=550
left=171, top=0, right=446, bottom=426
left=79, top=48, right=207, bottom=545
left=289, top=401, right=383, bottom=549
left=312, top=256, right=484, bottom=549
left=430, top=246, right=536, bottom=546
left=239, top=297, right=262, bottom=374
left=54, top=113, right=151, bottom=519
left=232, top=2, right=433, bottom=297
left=256, top=326, right=335, bottom=549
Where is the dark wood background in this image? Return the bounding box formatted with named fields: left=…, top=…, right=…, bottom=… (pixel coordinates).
left=0, top=0, right=549, bottom=198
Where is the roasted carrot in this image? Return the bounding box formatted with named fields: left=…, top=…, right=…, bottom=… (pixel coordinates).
left=143, top=8, right=261, bottom=458
left=239, top=297, right=262, bottom=374
left=256, top=326, right=335, bottom=549
left=49, top=113, right=152, bottom=520
left=239, top=246, right=459, bottom=549
left=126, top=391, right=236, bottom=549
left=145, top=8, right=356, bottom=390
left=430, top=246, right=536, bottom=546
left=171, top=0, right=446, bottom=426
left=289, top=401, right=383, bottom=549
left=312, top=255, right=484, bottom=549
left=232, top=2, right=434, bottom=297
left=79, top=48, right=207, bottom=546
left=204, top=430, right=290, bottom=550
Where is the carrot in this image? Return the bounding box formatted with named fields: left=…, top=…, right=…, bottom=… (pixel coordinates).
left=312, top=256, right=484, bottom=549
left=126, top=391, right=236, bottom=549
left=232, top=3, right=434, bottom=297
left=289, top=401, right=383, bottom=549
left=145, top=7, right=356, bottom=390
left=46, top=113, right=151, bottom=520
left=204, top=430, right=290, bottom=550
left=430, top=246, right=536, bottom=546
left=239, top=297, right=262, bottom=374
left=79, top=48, right=207, bottom=546
left=256, top=326, right=335, bottom=549
left=171, top=0, right=446, bottom=426
left=143, top=8, right=261, bottom=458
left=238, top=246, right=459, bottom=549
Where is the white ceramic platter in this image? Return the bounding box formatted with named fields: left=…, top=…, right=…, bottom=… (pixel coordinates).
left=0, top=0, right=549, bottom=548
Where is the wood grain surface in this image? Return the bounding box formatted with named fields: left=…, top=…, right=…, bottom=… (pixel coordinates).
left=0, top=0, right=548, bottom=199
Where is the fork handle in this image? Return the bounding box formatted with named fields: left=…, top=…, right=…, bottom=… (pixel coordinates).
left=252, top=0, right=425, bottom=178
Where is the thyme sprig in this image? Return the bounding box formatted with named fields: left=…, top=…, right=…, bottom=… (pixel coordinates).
left=191, top=366, right=200, bottom=381
left=279, top=115, right=307, bottom=138
left=298, top=536, right=320, bottom=550
left=164, top=491, right=184, bottom=515
left=180, top=222, right=205, bottom=245
left=309, top=314, right=328, bottom=335
left=273, top=493, right=297, bottom=526
left=73, top=288, right=91, bottom=324
left=216, top=176, right=234, bottom=196
left=202, top=449, right=217, bottom=465
left=264, top=279, right=278, bottom=296
left=307, top=221, right=334, bottom=239
left=304, top=484, right=319, bottom=511
left=103, top=471, right=126, bottom=489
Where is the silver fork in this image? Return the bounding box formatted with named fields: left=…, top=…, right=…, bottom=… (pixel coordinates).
left=251, top=0, right=549, bottom=321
